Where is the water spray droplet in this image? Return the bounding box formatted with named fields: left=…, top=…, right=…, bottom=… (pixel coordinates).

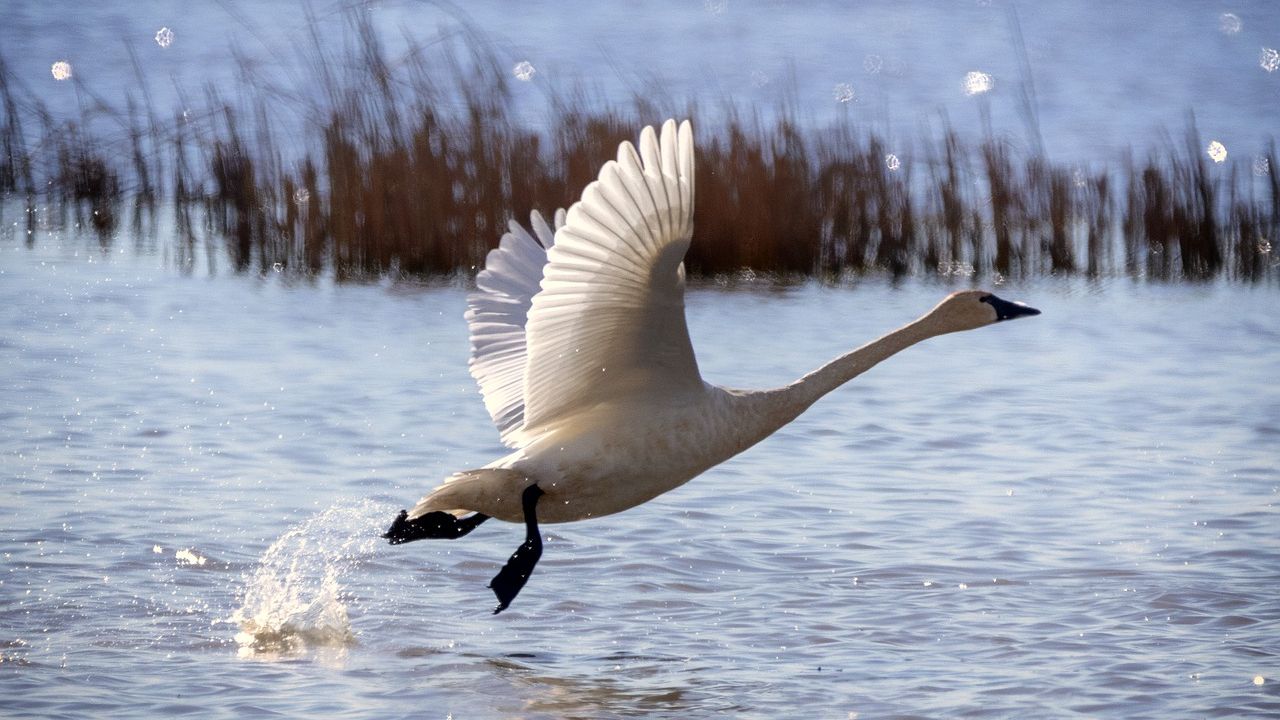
left=1261, top=48, right=1280, bottom=73
left=885, top=154, right=900, bottom=171
left=155, top=27, right=174, bottom=48
left=51, top=61, right=72, bottom=81
left=964, top=71, right=994, bottom=96
left=1219, top=13, right=1242, bottom=35
left=175, top=548, right=207, bottom=566
left=833, top=83, right=855, bottom=103
left=1207, top=140, right=1227, bottom=163
left=513, top=61, right=536, bottom=82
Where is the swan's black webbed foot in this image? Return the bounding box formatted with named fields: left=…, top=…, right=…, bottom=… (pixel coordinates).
left=488, top=484, right=545, bottom=614
left=382, top=509, right=489, bottom=544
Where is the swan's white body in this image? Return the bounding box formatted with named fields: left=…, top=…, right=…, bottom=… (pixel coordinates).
left=406, top=119, right=1036, bottom=526
left=424, top=385, right=793, bottom=524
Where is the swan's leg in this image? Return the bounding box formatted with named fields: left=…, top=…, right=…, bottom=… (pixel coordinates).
left=488, top=484, right=545, bottom=614
left=382, top=509, right=489, bottom=544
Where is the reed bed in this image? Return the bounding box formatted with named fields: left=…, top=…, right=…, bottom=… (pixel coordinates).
left=1, top=17, right=1275, bottom=283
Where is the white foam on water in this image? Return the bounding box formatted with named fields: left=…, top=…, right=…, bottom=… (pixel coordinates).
left=231, top=499, right=388, bottom=657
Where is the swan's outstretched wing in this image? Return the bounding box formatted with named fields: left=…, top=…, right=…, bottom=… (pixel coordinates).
left=466, top=209, right=564, bottom=447
left=521, top=119, right=700, bottom=436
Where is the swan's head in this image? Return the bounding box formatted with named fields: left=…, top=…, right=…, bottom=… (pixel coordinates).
left=926, top=289, right=1041, bottom=333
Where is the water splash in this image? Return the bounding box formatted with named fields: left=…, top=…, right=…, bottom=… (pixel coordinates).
left=175, top=548, right=208, bottom=566
left=231, top=499, right=387, bottom=657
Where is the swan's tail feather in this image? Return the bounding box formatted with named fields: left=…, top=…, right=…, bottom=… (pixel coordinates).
left=404, top=468, right=529, bottom=524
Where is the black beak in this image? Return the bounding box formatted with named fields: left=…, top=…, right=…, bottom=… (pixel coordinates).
left=981, top=294, right=1041, bottom=321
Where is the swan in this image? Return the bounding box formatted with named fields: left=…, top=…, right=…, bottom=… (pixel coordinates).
left=384, top=119, right=1040, bottom=613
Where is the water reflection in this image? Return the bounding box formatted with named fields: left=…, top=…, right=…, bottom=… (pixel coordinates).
left=487, top=652, right=704, bottom=719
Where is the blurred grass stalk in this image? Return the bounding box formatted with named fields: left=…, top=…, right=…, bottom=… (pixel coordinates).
left=1, top=14, right=1276, bottom=282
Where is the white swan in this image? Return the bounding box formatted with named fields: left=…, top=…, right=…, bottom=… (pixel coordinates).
left=384, top=119, right=1040, bottom=613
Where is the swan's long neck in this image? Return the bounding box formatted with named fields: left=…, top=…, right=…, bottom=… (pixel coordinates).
left=730, top=315, right=943, bottom=446
left=786, top=317, right=938, bottom=412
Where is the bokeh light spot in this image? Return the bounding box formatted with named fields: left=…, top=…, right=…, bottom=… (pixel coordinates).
left=833, top=83, right=855, bottom=103
left=1219, top=13, right=1242, bottom=35
left=885, top=154, right=900, bottom=171
left=155, top=27, right=174, bottom=48
left=51, top=61, right=72, bottom=81
left=513, top=61, right=536, bottom=82
left=1207, top=140, right=1227, bottom=163
left=964, top=71, right=993, bottom=96
left=1261, top=48, right=1280, bottom=73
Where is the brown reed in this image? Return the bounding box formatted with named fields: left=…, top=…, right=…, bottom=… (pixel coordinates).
left=0, top=15, right=1275, bottom=283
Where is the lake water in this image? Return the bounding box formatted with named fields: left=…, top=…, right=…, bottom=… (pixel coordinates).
left=2, top=231, right=1278, bottom=718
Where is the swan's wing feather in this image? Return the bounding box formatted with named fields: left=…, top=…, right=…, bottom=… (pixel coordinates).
left=521, top=120, right=699, bottom=433
left=466, top=209, right=564, bottom=446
